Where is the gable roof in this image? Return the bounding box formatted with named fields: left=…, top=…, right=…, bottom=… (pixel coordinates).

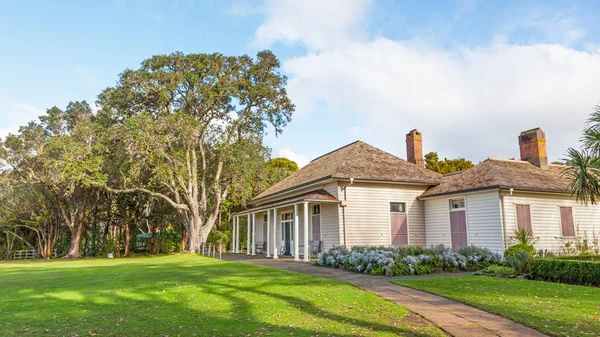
left=253, top=141, right=442, bottom=202
left=419, top=158, right=570, bottom=198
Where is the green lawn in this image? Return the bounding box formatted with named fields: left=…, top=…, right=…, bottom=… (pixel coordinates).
left=393, top=276, right=600, bottom=337
left=0, top=255, right=444, bottom=337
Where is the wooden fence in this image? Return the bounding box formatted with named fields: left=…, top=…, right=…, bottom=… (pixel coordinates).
left=10, top=250, right=57, bottom=260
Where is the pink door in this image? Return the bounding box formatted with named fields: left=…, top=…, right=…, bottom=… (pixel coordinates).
left=450, top=210, right=468, bottom=249
left=390, top=213, right=408, bottom=245
left=311, top=215, right=321, bottom=241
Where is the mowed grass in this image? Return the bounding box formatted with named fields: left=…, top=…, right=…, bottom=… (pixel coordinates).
left=0, top=255, right=444, bottom=337
left=393, top=276, right=600, bottom=337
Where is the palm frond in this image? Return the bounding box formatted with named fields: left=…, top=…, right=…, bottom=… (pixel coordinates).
left=562, top=147, right=600, bottom=205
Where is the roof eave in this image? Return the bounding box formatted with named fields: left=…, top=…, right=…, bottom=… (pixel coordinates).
left=251, top=175, right=334, bottom=204
left=419, top=185, right=572, bottom=199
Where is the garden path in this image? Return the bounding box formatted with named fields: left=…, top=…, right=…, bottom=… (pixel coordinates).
left=222, top=254, right=547, bottom=337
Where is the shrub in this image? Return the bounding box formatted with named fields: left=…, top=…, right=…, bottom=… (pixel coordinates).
left=317, top=244, right=494, bottom=276
left=317, top=246, right=349, bottom=268
left=157, top=232, right=182, bottom=254
left=504, top=250, right=533, bottom=274
left=530, top=259, right=600, bottom=286
left=504, top=243, right=535, bottom=258
left=477, top=265, right=517, bottom=277
left=456, top=245, right=502, bottom=269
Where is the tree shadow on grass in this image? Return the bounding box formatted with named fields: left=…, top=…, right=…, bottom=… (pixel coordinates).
left=0, top=260, right=443, bottom=336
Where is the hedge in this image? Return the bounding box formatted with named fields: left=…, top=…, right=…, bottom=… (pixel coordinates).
left=530, top=258, right=600, bottom=286
left=554, top=254, right=600, bottom=261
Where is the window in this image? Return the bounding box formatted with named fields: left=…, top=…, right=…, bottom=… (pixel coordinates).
left=313, top=205, right=320, bottom=215
left=449, top=198, right=465, bottom=210
left=559, top=207, right=576, bottom=237
left=515, top=204, right=532, bottom=233
left=263, top=214, right=268, bottom=222
left=390, top=202, right=406, bottom=213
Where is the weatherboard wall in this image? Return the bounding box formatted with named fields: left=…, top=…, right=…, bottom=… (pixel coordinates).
left=424, top=190, right=504, bottom=253
left=502, top=191, right=600, bottom=252
left=341, top=182, right=428, bottom=247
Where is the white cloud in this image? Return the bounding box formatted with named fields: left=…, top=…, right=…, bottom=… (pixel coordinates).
left=282, top=39, right=600, bottom=162
left=253, top=0, right=372, bottom=51
left=251, top=1, right=599, bottom=162
left=0, top=99, right=45, bottom=140
left=278, top=148, right=310, bottom=168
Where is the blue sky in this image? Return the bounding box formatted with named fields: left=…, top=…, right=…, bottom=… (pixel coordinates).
left=2, top=0, right=600, bottom=166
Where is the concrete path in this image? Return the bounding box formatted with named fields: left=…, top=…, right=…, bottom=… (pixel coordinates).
left=224, top=254, right=547, bottom=337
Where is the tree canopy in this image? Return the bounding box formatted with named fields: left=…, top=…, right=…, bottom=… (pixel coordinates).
left=424, top=152, right=474, bottom=174
left=0, top=50, right=295, bottom=259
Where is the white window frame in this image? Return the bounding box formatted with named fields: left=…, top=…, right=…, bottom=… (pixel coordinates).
left=449, top=198, right=466, bottom=211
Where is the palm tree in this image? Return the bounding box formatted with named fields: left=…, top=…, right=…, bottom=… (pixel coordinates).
left=564, top=104, right=600, bottom=205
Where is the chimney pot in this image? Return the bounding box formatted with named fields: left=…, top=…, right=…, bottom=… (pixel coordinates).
left=406, top=129, right=424, bottom=167
left=518, top=127, right=548, bottom=169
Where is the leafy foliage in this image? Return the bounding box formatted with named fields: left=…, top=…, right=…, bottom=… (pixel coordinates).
left=317, top=244, right=501, bottom=276
left=504, top=243, right=535, bottom=258
left=512, top=228, right=538, bottom=246
left=530, top=258, right=600, bottom=286
left=476, top=265, right=517, bottom=277
left=504, top=250, right=533, bottom=274
left=424, top=152, right=474, bottom=174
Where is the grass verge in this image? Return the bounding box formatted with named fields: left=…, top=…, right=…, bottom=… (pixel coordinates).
left=0, top=254, right=444, bottom=336
left=393, top=276, right=600, bottom=337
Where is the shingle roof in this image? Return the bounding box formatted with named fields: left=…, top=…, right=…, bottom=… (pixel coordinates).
left=238, top=189, right=338, bottom=215
left=419, top=158, right=570, bottom=198
left=253, top=141, right=442, bottom=202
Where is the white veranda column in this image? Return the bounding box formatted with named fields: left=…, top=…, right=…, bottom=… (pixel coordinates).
left=232, top=216, right=236, bottom=252
left=303, top=202, right=309, bottom=262
left=266, top=209, right=271, bottom=257
left=273, top=208, right=278, bottom=259
left=251, top=212, right=256, bottom=256
left=293, top=203, right=299, bottom=261
left=246, top=214, right=251, bottom=255
left=235, top=216, right=240, bottom=253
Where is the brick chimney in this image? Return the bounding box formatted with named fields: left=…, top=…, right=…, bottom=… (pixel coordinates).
left=518, top=128, right=548, bottom=169
left=406, top=129, right=424, bottom=167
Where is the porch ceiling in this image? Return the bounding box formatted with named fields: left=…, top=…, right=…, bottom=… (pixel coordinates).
left=235, top=189, right=339, bottom=216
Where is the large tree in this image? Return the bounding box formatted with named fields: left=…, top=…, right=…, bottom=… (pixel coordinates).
left=0, top=101, right=105, bottom=258
left=97, top=51, right=294, bottom=253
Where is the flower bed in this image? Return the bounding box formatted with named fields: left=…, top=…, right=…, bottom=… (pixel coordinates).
left=316, top=244, right=502, bottom=276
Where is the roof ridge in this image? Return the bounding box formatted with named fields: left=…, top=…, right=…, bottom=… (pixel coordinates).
left=309, top=140, right=361, bottom=163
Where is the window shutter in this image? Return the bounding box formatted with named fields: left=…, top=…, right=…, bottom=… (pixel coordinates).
left=515, top=204, right=532, bottom=232
left=559, top=207, right=576, bottom=237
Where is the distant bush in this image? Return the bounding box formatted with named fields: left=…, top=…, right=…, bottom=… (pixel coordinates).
left=504, top=250, right=533, bottom=274
left=504, top=243, right=535, bottom=258
left=456, top=245, right=502, bottom=269
left=158, top=232, right=182, bottom=254
left=317, top=244, right=499, bottom=276
left=530, top=259, right=600, bottom=286
left=476, top=265, right=517, bottom=277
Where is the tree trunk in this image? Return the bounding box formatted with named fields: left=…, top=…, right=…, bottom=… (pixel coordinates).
left=124, top=223, right=133, bottom=257
left=64, top=223, right=84, bottom=259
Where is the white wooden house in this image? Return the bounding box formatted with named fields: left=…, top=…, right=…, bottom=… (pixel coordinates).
left=232, top=128, right=599, bottom=259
